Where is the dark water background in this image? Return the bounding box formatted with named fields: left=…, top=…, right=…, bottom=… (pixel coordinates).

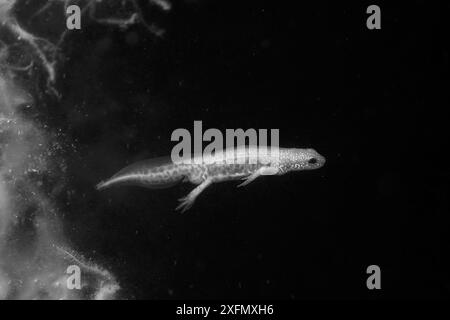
left=24, top=0, right=449, bottom=299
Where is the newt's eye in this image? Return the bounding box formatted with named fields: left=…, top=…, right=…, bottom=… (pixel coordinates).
left=308, top=158, right=318, bottom=165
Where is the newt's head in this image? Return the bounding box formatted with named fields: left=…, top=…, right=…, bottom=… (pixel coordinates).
left=279, top=148, right=326, bottom=173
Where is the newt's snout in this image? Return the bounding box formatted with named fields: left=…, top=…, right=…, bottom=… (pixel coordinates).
left=288, top=148, right=326, bottom=171
left=306, top=150, right=326, bottom=169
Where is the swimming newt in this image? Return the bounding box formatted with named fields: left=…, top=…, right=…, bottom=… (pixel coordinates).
left=96, top=146, right=325, bottom=212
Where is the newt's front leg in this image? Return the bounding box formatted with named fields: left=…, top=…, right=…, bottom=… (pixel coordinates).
left=237, top=166, right=279, bottom=187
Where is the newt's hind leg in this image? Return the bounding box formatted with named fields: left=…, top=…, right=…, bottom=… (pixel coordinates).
left=176, top=178, right=213, bottom=213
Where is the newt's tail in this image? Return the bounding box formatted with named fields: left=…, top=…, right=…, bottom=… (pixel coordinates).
left=96, top=156, right=185, bottom=190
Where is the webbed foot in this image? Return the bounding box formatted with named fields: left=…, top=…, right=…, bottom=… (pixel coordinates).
left=176, top=194, right=196, bottom=213
left=175, top=178, right=213, bottom=213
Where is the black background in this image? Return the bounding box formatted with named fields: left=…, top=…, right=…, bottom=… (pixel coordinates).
left=23, top=0, right=450, bottom=299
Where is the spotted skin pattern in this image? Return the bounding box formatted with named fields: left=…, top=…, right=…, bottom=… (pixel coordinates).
left=96, top=147, right=325, bottom=212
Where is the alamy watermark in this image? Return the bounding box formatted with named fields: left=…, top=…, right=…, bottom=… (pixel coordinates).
left=171, top=121, right=280, bottom=165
